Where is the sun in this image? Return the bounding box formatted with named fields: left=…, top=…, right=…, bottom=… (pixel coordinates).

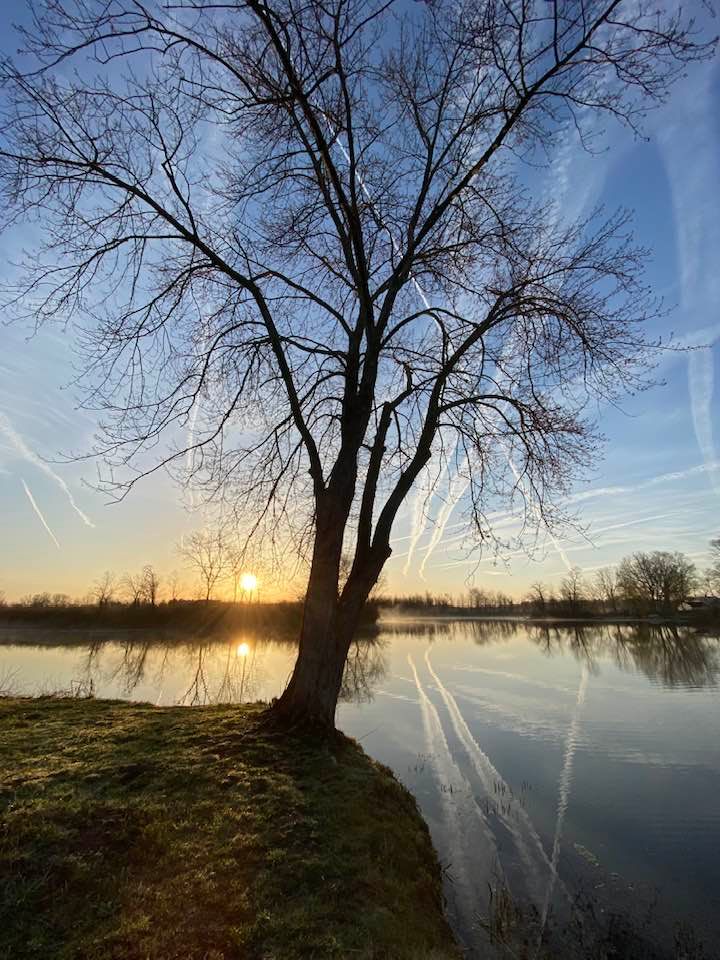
left=239, top=572, right=258, bottom=593
left=236, top=641, right=250, bottom=658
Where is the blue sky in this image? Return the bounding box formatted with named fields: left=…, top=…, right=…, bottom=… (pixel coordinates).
left=0, top=2, right=718, bottom=601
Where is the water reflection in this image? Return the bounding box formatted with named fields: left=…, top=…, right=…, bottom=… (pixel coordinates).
left=4, top=620, right=717, bottom=698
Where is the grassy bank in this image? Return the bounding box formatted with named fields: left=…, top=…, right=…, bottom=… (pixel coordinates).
left=0, top=698, right=459, bottom=960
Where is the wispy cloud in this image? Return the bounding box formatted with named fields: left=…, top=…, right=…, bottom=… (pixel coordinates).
left=20, top=478, right=61, bottom=549
left=569, top=460, right=720, bottom=506
left=660, top=66, right=720, bottom=494
left=0, top=412, right=95, bottom=528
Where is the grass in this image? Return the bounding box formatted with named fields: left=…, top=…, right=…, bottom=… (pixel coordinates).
left=0, top=697, right=460, bottom=960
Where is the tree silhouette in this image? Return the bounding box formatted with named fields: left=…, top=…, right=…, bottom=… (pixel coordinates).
left=91, top=570, right=117, bottom=608
left=707, top=538, right=720, bottom=594
left=178, top=530, right=229, bottom=602
left=0, top=0, right=713, bottom=727
left=617, top=550, right=697, bottom=614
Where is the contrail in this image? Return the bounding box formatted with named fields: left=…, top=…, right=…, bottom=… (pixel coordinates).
left=419, top=473, right=470, bottom=580
left=403, top=462, right=437, bottom=576
left=536, top=664, right=590, bottom=954
left=403, top=448, right=460, bottom=576
left=20, top=478, right=60, bottom=549
left=0, top=412, right=95, bottom=528
left=424, top=650, right=563, bottom=909
left=688, top=348, right=719, bottom=494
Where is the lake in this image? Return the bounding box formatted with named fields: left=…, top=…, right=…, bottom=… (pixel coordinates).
left=1, top=618, right=719, bottom=959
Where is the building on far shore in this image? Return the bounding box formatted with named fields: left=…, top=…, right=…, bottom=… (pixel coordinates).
left=681, top=596, right=720, bottom=610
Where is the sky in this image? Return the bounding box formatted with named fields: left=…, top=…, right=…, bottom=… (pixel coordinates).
left=0, top=2, right=718, bottom=602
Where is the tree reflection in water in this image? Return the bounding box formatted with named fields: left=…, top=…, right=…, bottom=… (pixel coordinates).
left=524, top=622, right=720, bottom=688
left=379, top=618, right=720, bottom=689
left=77, top=627, right=388, bottom=706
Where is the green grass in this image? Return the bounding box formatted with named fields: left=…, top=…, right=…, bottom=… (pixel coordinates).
left=0, top=697, right=459, bottom=960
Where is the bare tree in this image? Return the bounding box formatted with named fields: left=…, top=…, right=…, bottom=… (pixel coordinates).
left=121, top=571, right=145, bottom=606
left=227, top=547, right=244, bottom=604
left=92, top=571, right=117, bottom=607
left=560, top=567, right=585, bottom=614
left=141, top=564, right=160, bottom=606
left=0, top=1, right=712, bottom=727
left=594, top=567, right=618, bottom=613
left=617, top=551, right=697, bottom=614
left=178, top=530, right=229, bottom=602
left=467, top=587, right=488, bottom=610
left=528, top=582, right=548, bottom=614
left=705, top=538, right=720, bottom=595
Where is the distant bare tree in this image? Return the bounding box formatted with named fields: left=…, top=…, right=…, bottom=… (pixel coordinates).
left=50, top=593, right=72, bottom=608
left=141, top=564, right=160, bottom=606
left=528, top=582, right=548, bottom=614
left=560, top=567, right=585, bottom=613
left=92, top=571, right=117, bottom=607
left=121, top=571, right=145, bottom=606
left=594, top=567, right=618, bottom=613
left=706, top=538, right=720, bottom=595
left=467, top=587, right=488, bottom=610
left=227, top=548, right=243, bottom=604
left=179, top=530, right=229, bottom=602
left=0, top=1, right=712, bottom=727
left=617, top=551, right=696, bottom=614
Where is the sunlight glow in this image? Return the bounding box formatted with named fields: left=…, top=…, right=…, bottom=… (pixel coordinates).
left=239, top=572, right=258, bottom=593
left=237, top=642, right=250, bottom=658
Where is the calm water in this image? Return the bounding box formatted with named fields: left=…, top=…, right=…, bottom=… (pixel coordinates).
left=2, top=618, right=719, bottom=958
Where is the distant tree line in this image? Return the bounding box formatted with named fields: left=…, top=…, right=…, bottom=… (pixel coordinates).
left=2, top=539, right=718, bottom=622
left=381, top=540, right=720, bottom=620
left=527, top=544, right=718, bottom=618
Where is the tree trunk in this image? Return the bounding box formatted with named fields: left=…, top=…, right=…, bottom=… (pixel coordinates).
left=272, top=596, right=354, bottom=730
left=271, top=501, right=353, bottom=730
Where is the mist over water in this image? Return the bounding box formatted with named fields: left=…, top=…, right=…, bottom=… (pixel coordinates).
left=2, top=618, right=719, bottom=958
